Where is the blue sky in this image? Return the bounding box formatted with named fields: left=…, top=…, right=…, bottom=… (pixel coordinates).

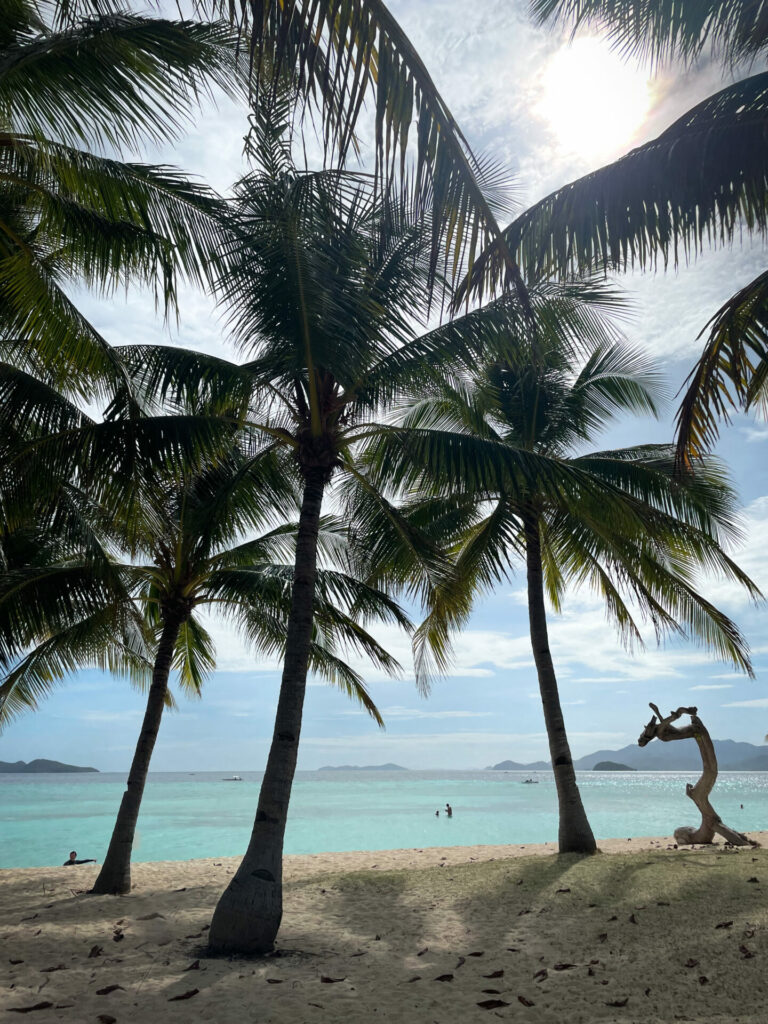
left=4, top=0, right=768, bottom=771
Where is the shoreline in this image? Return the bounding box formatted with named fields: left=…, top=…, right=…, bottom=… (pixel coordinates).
left=2, top=834, right=767, bottom=1022
left=3, top=831, right=767, bottom=876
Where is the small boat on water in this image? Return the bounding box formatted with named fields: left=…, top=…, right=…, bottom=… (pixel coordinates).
left=522, top=777, right=539, bottom=784
left=222, top=775, right=243, bottom=782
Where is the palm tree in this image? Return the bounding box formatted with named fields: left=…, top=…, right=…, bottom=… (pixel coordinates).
left=0, top=417, right=409, bottom=893
left=116, top=138, right=530, bottom=953
left=363, top=282, right=760, bottom=853
left=1, top=0, right=240, bottom=394
left=464, top=0, right=768, bottom=460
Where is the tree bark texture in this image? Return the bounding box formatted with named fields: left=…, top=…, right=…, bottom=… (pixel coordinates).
left=208, top=469, right=326, bottom=954
left=90, top=612, right=184, bottom=895
left=524, top=511, right=597, bottom=854
left=638, top=703, right=758, bottom=847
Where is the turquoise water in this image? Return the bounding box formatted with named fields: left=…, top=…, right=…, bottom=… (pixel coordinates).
left=1, top=770, right=766, bottom=869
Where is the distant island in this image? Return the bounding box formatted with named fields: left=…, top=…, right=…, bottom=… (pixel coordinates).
left=0, top=759, right=98, bottom=774
left=318, top=763, right=407, bottom=771
left=488, top=737, right=768, bottom=772
left=593, top=761, right=635, bottom=772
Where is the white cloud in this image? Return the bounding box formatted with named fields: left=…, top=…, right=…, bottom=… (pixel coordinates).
left=339, top=706, right=494, bottom=721
left=690, top=684, right=734, bottom=691
left=722, top=698, right=768, bottom=709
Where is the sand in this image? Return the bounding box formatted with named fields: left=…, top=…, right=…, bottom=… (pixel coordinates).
left=1, top=833, right=767, bottom=1022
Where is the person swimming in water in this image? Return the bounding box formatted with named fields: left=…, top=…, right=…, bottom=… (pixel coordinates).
left=62, top=850, right=96, bottom=866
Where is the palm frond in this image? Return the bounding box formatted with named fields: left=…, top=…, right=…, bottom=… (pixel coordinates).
left=676, top=269, right=768, bottom=462
left=532, top=0, right=768, bottom=69
left=471, top=72, right=768, bottom=289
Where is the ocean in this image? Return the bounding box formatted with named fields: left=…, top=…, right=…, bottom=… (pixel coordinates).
left=1, top=769, right=766, bottom=869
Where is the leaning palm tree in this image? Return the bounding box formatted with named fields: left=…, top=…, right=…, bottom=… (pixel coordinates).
left=1, top=0, right=240, bottom=395
left=0, top=423, right=409, bottom=894
left=465, top=0, right=768, bottom=460
left=363, top=282, right=760, bottom=853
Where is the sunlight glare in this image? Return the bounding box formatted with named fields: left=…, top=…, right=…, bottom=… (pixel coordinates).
left=537, top=38, right=651, bottom=162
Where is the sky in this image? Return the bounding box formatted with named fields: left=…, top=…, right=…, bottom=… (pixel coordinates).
left=4, top=0, right=768, bottom=771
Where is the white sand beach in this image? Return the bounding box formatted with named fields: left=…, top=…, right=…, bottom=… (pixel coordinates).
left=2, top=834, right=767, bottom=1022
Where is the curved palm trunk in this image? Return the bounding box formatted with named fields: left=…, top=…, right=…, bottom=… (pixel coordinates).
left=208, top=468, right=326, bottom=954
left=90, top=612, right=183, bottom=895
left=523, top=511, right=596, bottom=854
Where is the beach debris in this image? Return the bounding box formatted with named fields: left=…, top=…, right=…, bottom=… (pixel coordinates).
left=467, top=951, right=484, bottom=957
left=628, top=914, right=638, bottom=924
left=743, top=926, right=756, bottom=938
left=39, top=964, right=66, bottom=972
left=481, top=988, right=501, bottom=994
left=266, top=978, right=283, bottom=983
left=684, top=959, right=699, bottom=968
left=407, top=976, right=421, bottom=982
left=606, top=998, right=628, bottom=1007
left=506, top=948, right=519, bottom=953
left=96, top=1016, right=117, bottom=1024
left=553, top=963, right=577, bottom=971
left=455, top=956, right=466, bottom=969
left=184, top=931, right=202, bottom=938
left=597, top=933, right=608, bottom=943
left=350, top=951, right=367, bottom=957
left=184, top=960, right=201, bottom=971
left=516, top=995, right=535, bottom=1007
left=112, top=930, right=123, bottom=943
left=168, top=989, right=199, bottom=1001
left=608, top=915, right=617, bottom=921
left=95, top=985, right=124, bottom=995
left=699, top=976, right=709, bottom=985
left=638, top=704, right=758, bottom=847
left=556, top=887, right=570, bottom=894
left=478, top=1000, right=510, bottom=1010
left=320, top=976, right=346, bottom=984
left=518, top=909, right=532, bottom=916
left=9, top=959, right=24, bottom=965
left=533, top=969, right=548, bottom=982
left=88, top=945, right=103, bottom=958
left=483, top=970, right=504, bottom=978
left=137, top=912, right=165, bottom=920
left=715, top=921, right=734, bottom=929
left=6, top=1003, right=55, bottom=1014
left=740, top=944, right=756, bottom=959
left=416, top=947, right=429, bottom=956
left=433, top=974, right=453, bottom=982
left=747, top=876, right=759, bottom=883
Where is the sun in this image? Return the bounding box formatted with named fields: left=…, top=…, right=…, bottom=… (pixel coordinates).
left=536, top=37, right=652, bottom=163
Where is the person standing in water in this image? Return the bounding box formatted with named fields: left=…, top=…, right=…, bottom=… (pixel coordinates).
left=445, top=803, right=453, bottom=818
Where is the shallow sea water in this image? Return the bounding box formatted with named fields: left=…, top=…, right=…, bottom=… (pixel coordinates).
left=1, top=769, right=766, bottom=868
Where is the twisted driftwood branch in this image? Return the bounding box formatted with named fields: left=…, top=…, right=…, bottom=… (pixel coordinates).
left=638, top=703, right=758, bottom=848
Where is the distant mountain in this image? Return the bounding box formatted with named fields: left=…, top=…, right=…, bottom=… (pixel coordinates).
left=593, top=761, right=635, bottom=772
left=487, top=759, right=551, bottom=771
left=318, top=763, right=407, bottom=771
left=486, top=738, right=768, bottom=773
left=727, top=753, right=768, bottom=772
left=0, top=759, right=98, bottom=773
left=574, top=738, right=767, bottom=772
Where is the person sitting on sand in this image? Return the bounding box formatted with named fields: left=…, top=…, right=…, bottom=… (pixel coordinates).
left=445, top=803, right=453, bottom=817
left=63, top=850, right=96, bottom=866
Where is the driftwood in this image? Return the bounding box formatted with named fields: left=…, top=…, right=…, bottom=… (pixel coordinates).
left=638, top=703, right=758, bottom=848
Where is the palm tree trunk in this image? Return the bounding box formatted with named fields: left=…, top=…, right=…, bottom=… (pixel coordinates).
left=208, top=467, right=326, bottom=954
left=523, top=511, right=596, bottom=854
left=90, top=611, right=183, bottom=894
